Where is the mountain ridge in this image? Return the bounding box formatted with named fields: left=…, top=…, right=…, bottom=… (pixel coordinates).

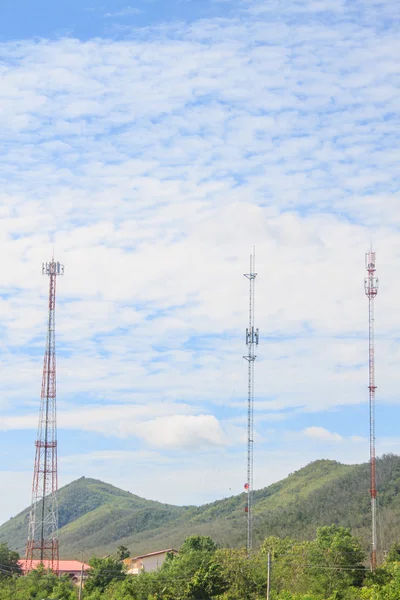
left=1, top=455, right=399, bottom=560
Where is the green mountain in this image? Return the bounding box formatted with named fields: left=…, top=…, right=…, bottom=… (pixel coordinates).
left=1, top=455, right=400, bottom=560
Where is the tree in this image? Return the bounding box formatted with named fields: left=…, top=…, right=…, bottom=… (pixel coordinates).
left=306, top=525, right=366, bottom=598
left=261, top=536, right=295, bottom=560
left=260, top=536, right=311, bottom=596
left=0, top=565, right=77, bottom=600
left=217, top=548, right=266, bottom=600
left=116, top=545, right=130, bottom=561
left=387, top=543, right=400, bottom=563
left=0, top=543, right=21, bottom=579
left=84, top=556, right=126, bottom=594
left=184, top=560, right=226, bottom=600
left=47, top=575, right=78, bottom=599
left=180, top=536, right=218, bottom=554
left=149, top=535, right=224, bottom=600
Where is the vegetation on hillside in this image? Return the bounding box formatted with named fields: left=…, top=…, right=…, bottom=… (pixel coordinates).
left=2, top=531, right=400, bottom=599
left=1, top=455, right=400, bottom=559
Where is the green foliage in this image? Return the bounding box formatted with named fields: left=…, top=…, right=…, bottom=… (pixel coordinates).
left=116, top=545, right=130, bottom=561
left=184, top=560, right=226, bottom=600
left=275, top=594, right=320, bottom=600
left=386, top=542, right=400, bottom=563
left=217, top=548, right=266, bottom=599
left=88, top=535, right=225, bottom=600
left=366, top=564, right=400, bottom=599
left=85, top=556, right=126, bottom=594
left=152, top=534, right=224, bottom=599
left=261, top=537, right=311, bottom=596
left=0, top=566, right=77, bottom=599
left=0, top=543, right=21, bottom=579
left=180, top=535, right=218, bottom=554
left=306, top=525, right=366, bottom=598
left=0, top=532, right=399, bottom=600
left=261, top=535, right=295, bottom=559
left=259, top=527, right=365, bottom=599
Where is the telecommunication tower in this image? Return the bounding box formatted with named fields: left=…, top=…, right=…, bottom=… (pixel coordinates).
left=243, top=249, right=259, bottom=555
left=26, top=258, right=64, bottom=573
left=364, top=250, right=379, bottom=571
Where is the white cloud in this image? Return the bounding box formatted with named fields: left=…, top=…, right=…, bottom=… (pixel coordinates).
left=139, top=415, right=226, bottom=449
left=0, top=0, right=398, bottom=521
left=303, top=427, right=343, bottom=442
left=0, top=405, right=227, bottom=450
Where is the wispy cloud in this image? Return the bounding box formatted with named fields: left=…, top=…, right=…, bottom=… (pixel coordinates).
left=104, top=6, right=142, bottom=17
left=60, top=449, right=174, bottom=466
left=0, top=0, right=398, bottom=521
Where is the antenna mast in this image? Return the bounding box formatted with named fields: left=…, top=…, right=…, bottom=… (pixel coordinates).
left=364, top=249, right=379, bottom=571
left=26, top=258, right=64, bottom=573
left=244, top=249, right=259, bottom=555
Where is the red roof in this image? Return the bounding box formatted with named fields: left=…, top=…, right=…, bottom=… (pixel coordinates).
left=19, top=560, right=90, bottom=573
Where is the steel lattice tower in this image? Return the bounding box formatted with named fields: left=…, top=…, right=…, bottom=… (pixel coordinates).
left=243, top=249, right=259, bottom=555
left=26, top=258, right=64, bottom=573
left=364, top=250, right=379, bottom=572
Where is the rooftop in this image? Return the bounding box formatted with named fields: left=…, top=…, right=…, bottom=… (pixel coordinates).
left=20, top=560, right=90, bottom=573
left=132, top=548, right=178, bottom=560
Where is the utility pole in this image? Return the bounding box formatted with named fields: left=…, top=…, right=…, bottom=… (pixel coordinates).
left=244, top=249, right=259, bottom=555
left=26, top=257, right=64, bottom=574
left=266, top=552, right=271, bottom=600
left=78, top=563, right=84, bottom=600
left=364, top=249, right=379, bottom=571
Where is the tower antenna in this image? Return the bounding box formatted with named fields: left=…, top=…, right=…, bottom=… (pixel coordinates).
left=244, top=248, right=259, bottom=555
left=26, top=258, right=64, bottom=573
left=364, top=249, right=379, bottom=571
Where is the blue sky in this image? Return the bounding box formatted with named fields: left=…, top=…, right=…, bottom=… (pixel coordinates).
left=0, top=0, right=399, bottom=526
left=0, top=0, right=243, bottom=41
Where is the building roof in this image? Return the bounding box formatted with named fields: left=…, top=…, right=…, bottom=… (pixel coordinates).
left=19, top=559, right=90, bottom=573
left=133, top=548, right=178, bottom=560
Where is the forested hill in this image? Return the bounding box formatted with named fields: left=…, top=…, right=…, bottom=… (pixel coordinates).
left=1, top=454, right=400, bottom=559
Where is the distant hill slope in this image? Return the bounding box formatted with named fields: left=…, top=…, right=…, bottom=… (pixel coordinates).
left=2, top=455, right=400, bottom=559
left=0, top=477, right=188, bottom=558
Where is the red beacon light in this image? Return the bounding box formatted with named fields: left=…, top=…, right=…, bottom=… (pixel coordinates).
left=244, top=506, right=249, bottom=513
left=244, top=483, right=249, bottom=490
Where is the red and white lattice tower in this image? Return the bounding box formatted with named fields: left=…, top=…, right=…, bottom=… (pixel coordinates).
left=26, top=258, right=64, bottom=573
left=243, top=249, right=259, bottom=555
left=364, top=249, right=379, bottom=571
